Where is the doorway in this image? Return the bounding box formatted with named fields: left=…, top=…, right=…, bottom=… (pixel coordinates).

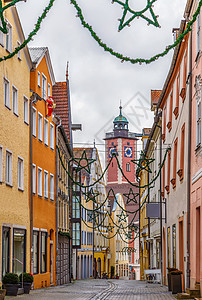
left=50, top=242, right=53, bottom=284
left=196, top=207, right=201, bottom=283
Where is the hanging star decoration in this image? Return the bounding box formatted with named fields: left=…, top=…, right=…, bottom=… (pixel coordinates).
left=123, top=188, right=139, bottom=204
left=88, top=211, right=98, bottom=223
left=132, top=151, right=155, bottom=174
left=117, top=210, right=128, bottom=223
left=106, top=222, right=115, bottom=233
left=0, top=0, right=25, bottom=34
left=83, top=188, right=99, bottom=203
left=73, top=150, right=96, bottom=174
left=111, top=0, right=160, bottom=31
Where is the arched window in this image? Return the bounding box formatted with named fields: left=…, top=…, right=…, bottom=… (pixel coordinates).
left=126, top=163, right=130, bottom=172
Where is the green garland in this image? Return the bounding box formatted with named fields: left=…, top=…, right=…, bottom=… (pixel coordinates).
left=0, top=0, right=55, bottom=62
left=0, top=0, right=24, bottom=34
left=70, top=0, right=202, bottom=64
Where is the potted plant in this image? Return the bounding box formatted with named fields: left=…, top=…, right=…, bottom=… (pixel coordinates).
left=115, top=273, right=119, bottom=279
left=2, top=273, right=19, bottom=296
left=167, top=268, right=177, bottom=291
left=170, top=270, right=182, bottom=294
left=0, top=287, right=6, bottom=300
left=111, top=266, right=115, bottom=279
left=19, top=273, right=33, bottom=294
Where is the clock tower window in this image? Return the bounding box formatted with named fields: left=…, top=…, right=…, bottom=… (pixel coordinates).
left=126, top=163, right=131, bottom=172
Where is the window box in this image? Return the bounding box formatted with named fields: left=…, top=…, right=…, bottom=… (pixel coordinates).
left=165, top=185, right=170, bottom=194
left=177, top=169, right=183, bottom=181
left=167, top=121, right=171, bottom=131
left=173, top=106, right=179, bottom=119
left=180, top=88, right=186, bottom=102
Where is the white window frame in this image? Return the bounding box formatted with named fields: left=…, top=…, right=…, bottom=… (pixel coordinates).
left=32, top=164, right=36, bottom=194
left=12, top=85, right=18, bottom=116
left=195, top=75, right=201, bottom=147
left=196, top=11, right=201, bottom=56
left=50, top=173, right=54, bottom=201
left=32, top=107, right=37, bottom=137
left=5, top=149, right=13, bottom=186
left=17, top=156, right=24, bottom=191
left=37, top=72, right=41, bottom=87
left=37, top=167, right=42, bottom=197
left=42, top=74, right=47, bottom=99
left=126, top=163, right=130, bottom=172
left=44, top=170, right=48, bottom=199
left=16, top=40, right=21, bottom=60
left=44, top=118, right=49, bottom=146
left=0, top=145, right=3, bottom=183
left=23, top=96, right=29, bottom=125
left=50, top=123, right=54, bottom=150
left=48, top=84, right=51, bottom=97
left=38, top=112, right=43, bottom=142
left=4, top=77, right=10, bottom=109
left=5, top=19, right=12, bottom=53
left=0, top=19, right=4, bottom=47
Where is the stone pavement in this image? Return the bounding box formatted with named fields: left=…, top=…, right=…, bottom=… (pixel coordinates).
left=6, top=279, right=176, bottom=299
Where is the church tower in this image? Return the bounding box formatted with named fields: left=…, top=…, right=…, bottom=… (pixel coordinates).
left=104, top=105, right=138, bottom=193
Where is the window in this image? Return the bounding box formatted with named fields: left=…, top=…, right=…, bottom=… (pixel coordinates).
left=50, top=123, right=54, bottom=149
left=162, top=105, right=167, bottom=142
left=2, top=227, right=10, bottom=277
left=174, top=73, right=180, bottom=119
left=50, top=173, right=54, bottom=200
left=44, top=118, right=49, bottom=146
left=33, top=231, right=39, bottom=274
left=17, top=157, right=24, bottom=190
left=38, top=167, right=42, bottom=196
left=126, top=162, right=130, bottom=172
left=172, top=224, right=176, bottom=268
left=72, top=223, right=81, bottom=246
left=180, top=51, right=187, bottom=101
left=167, top=91, right=173, bottom=131
left=12, top=86, right=18, bottom=115
left=38, top=112, right=43, bottom=142
left=165, top=150, right=171, bottom=193
left=48, top=83, right=51, bottom=97
left=0, top=20, right=3, bottom=46
left=167, top=227, right=170, bottom=268
left=4, top=77, right=10, bottom=109
left=178, top=124, right=185, bottom=180
left=23, top=96, right=29, bottom=124
left=5, top=150, right=12, bottom=186
left=37, top=72, right=40, bottom=87
left=41, top=232, right=47, bottom=273
left=13, top=229, right=26, bottom=274
left=196, top=11, right=201, bottom=56
left=16, top=41, right=21, bottom=60
left=5, top=20, right=12, bottom=53
left=44, top=170, right=48, bottom=199
left=171, top=138, right=178, bottom=188
left=195, top=76, right=201, bottom=147
left=32, top=107, right=37, bottom=137
left=42, top=74, right=47, bottom=99
left=32, top=164, right=36, bottom=194
left=0, top=145, right=3, bottom=183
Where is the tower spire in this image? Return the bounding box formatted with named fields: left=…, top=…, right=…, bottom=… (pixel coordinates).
left=119, top=100, right=122, bottom=116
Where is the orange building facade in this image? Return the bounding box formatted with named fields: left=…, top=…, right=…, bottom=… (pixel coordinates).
left=29, top=47, right=56, bottom=289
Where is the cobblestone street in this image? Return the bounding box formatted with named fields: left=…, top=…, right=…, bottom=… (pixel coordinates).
left=6, top=279, right=176, bottom=300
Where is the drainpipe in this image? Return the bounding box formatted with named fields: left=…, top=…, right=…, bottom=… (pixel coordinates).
left=55, top=116, right=62, bottom=284
left=186, top=29, right=192, bottom=290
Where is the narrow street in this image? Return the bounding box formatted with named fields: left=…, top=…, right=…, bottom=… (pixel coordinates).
left=7, top=280, right=175, bottom=300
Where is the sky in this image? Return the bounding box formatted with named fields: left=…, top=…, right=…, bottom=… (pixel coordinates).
left=17, top=0, right=187, bottom=166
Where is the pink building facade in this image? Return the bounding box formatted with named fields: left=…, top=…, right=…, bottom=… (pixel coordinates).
left=187, top=0, right=202, bottom=294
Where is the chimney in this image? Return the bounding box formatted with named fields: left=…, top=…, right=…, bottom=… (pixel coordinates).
left=172, top=28, right=180, bottom=43
left=66, top=61, right=69, bottom=81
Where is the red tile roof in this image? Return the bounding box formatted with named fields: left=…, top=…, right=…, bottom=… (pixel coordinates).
left=52, top=82, right=70, bottom=141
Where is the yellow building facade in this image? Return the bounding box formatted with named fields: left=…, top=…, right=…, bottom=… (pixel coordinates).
left=0, top=4, right=32, bottom=281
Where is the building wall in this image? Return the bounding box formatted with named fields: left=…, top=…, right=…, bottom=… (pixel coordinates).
left=30, top=55, right=56, bottom=289
left=0, top=6, right=31, bottom=281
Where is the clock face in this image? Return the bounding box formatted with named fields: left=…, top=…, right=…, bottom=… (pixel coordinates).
left=124, top=147, right=133, bottom=158
left=109, top=147, right=116, bottom=158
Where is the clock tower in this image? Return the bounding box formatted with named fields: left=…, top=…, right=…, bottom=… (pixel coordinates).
left=104, top=105, right=138, bottom=192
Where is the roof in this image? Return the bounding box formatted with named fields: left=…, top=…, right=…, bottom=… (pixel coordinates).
left=113, top=115, right=128, bottom=123
left=29, top=47, right=55, bottom=85
left=151, top=90, right=162, bottom=111
left=53, top=82, right=71, bottom=142
left=29, top=47, right=47, bottom=64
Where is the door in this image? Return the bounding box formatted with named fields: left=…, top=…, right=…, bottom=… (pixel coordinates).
left=196, top=207, right=201, bottom=283
left=179, top=220, right=184, bottom=274
left=50, top=242, right=53, bottom=284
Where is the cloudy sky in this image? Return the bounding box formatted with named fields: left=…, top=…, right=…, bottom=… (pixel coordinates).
left=17, top=0, right=187, bottom=164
